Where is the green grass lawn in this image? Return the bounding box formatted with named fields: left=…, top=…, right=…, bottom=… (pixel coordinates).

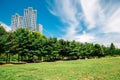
left=0, top=57, right=120, bottom=80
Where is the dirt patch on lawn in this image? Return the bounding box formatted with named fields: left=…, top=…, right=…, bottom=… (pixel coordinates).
left=0, top=62, right=27, bottom=65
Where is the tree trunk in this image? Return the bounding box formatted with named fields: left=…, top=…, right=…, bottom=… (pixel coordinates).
left=18, top=54, right=20, bottom=62
left=41, top=56, right=43, bottom=62
left=8, top=53, right=10, bottom=63
left=38, top=55, right=41, bottom=61
left=6, top=53, right=8, bottom=63
left=21, top=55, right=23, bottom=61
left=32, top=55, right=34, bottom=62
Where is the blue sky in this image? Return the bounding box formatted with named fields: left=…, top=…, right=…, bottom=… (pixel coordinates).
left=0, top=0, right=64, bottom=37
left=0, top=0, right=120, bottom=47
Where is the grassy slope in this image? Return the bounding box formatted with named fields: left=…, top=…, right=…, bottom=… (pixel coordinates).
left=0, top=57, right=120, bottom=80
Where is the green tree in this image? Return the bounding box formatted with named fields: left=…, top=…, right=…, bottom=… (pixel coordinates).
left=109, top=43, right=116, bottom=55
left=58, top=39, right=71, bottom=60
left=68, top=41, right=80, bottom=59
left=14, top=28, right=31, bottom=62
left=92, top=44, right=104, bottom=58
left=0, top=25, right=7, bottom=61
left=30, top=31, right=45, bottom=62
left=0, top=24, right=7, bottom=35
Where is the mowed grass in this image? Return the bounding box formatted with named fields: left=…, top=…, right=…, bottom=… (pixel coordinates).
left=0, top=57, right=120, bottom=80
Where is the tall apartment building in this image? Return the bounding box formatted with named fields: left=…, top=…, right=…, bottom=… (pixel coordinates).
left=24, top=7, right=37, bottom=31
left=11, top=7, right=42, bottom=33
left=11, top=13, right=23, bottom=31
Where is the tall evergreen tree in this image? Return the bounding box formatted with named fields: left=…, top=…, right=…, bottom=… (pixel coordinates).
left=109, top=43, right=116, bottom=55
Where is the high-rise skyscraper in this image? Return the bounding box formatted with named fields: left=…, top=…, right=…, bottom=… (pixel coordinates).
left=11, top=13, right=23, bottom=31
left=24, top=7, right=37, bottom=31
left=11, top=7, right=42, bottom=33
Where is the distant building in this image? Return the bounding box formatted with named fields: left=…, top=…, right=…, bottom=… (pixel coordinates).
left=36, top=24, right=42, bottom=33
left=11, top=7, right=42, bottom=33
left=11, top=13, right=23, bottom=31
left=24, top=7, right=37, bottom=31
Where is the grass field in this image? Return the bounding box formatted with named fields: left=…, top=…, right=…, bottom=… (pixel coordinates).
left=0, top=57, right=120, bottom=80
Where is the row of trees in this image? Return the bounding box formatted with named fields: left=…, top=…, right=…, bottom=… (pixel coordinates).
left=0, top=24, right=120, bottom=63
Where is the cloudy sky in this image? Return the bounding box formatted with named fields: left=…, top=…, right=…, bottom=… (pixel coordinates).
left=0, top=0, right=120, bottom=47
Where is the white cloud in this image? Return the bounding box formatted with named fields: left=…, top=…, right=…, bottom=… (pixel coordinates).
left=47, top=0, right=120, bottom=47
left=103, top=8, right=120, bottom=33
left=80, top=0, right=103, bottom=29
left=0, top=22, right=11, bottom=32
left=47, top=0, right=81, bottom=39
left=75, top=31, right=95, bottom=43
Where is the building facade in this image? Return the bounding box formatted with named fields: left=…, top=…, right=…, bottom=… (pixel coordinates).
left=11, top=7, right=42, bottom=33
left=36, top=24, right=42, bottom=33
left=24, top=7, right=37, bottom=31
left=11, top=13, right=23, bottom=31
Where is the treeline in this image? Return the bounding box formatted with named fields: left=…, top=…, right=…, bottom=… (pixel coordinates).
left=0, top=25, right=120, bottom=63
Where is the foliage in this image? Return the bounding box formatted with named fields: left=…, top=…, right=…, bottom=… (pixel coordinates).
left=0, top=26, right=120, bottom=62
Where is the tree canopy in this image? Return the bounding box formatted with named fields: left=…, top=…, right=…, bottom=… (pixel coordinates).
left=0, top=26, right=120, bottom=63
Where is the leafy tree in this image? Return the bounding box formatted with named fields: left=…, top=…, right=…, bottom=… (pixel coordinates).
left=30, top=31, right=45, bottom=62
left=109, top=43, right=116, bottom=55
left=58, top=40, right=71, bottom=60
left=0, top=25, right=120, bottom=63
left=0, top=25, right=7, bottom=52
left=14, top=28, right=31, bottom=61
left=0, top=24, right=7, bottom=35
left=5, top=32, right=15, bottom=63
left=0, top=25, right=7, bottom=61
left=68, top=41, right=80, bottom=59
left=92, top=44, right=104, bottom=58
